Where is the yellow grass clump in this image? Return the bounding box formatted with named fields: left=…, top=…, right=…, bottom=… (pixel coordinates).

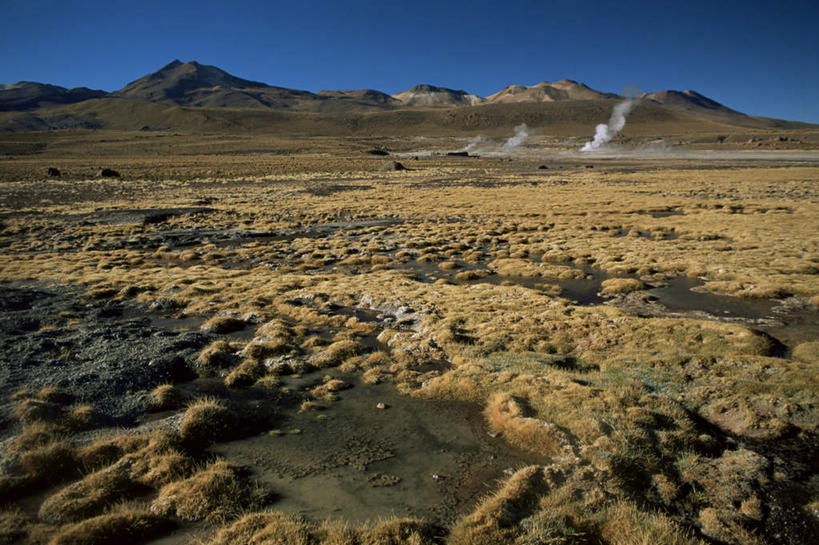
left=178, top=398, right=238, bottom=448
left=47, top=505, right=174, bottom=545
left=150, top=460, right=251, bottom=523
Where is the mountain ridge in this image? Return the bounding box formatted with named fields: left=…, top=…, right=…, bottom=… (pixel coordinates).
left=0, top=60, right=810, bottom=129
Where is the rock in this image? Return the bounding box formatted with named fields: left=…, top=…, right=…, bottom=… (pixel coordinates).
left=380, top=161, right=406, bottom=171
left=365, top=149, right=389, bottom=156
left=47, top=167, right=61, bottom=177
left=537, top=165, right=549, bottom=170
left=376, top=402, right=387, bottom=410
left=447, top=151, right=469, bottom=157
left=97, top=168, right=120, bottom=178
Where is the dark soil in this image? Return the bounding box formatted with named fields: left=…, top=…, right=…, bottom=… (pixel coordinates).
left=0, top=284, right=211, bottom=436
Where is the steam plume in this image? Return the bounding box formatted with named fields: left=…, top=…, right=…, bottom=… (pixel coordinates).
left=464, top=135, right=490, bottom=152
left=503, top=123, right=530, bottom=149
left=580, top=99, right=636, bottom=151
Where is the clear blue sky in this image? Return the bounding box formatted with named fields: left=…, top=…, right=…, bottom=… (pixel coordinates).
left=1, top=0, right=817, bottom=122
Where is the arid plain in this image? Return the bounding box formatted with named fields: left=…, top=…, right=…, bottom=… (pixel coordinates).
left=0, top=125, right=818, bottom=545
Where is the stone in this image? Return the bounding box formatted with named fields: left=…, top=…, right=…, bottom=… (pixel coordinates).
left=97, top=168, right=120, bottom=178
left=380, top=161, right=406, bottom=171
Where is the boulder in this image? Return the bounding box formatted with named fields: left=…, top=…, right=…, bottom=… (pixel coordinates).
left=47, top=167, right=61, bottom=177
left=97, top=168, right=120, bottom=178
left=380, top=161, right=406, bottom=171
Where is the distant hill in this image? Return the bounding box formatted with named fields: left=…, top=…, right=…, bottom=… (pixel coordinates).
left=0, top=82, right=106, bottom=112
left=392, top=84, right=485, bottom=107
left=4, top=96, right=797, bottom=136
left=487, top=80, right=617, bottom=103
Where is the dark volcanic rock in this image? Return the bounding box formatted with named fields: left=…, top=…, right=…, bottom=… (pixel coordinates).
left=97, top=168, right=120, bottom=178
left=0, top=286, right=212, bottom=434
left=47, top=167, right=61, bottom=177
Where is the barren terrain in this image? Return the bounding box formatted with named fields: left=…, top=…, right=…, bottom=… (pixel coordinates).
left=0, top=129, right=817, bottom=545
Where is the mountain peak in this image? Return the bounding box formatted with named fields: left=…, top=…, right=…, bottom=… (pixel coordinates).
left=488, top=80, right=616, bottom=103
left=115, top=60, right=272, bottom=103
left=393, top=84, right=484, bottom=106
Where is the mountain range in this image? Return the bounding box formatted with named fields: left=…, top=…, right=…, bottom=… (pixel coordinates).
left=0, top=60, right=811, bottom=132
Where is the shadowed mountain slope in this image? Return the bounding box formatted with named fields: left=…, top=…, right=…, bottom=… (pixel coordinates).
left=0, top=82, right=107, bottom=112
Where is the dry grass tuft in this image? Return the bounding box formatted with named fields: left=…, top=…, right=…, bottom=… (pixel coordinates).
left=792, top=341, right=819, bottom=363
left=18, top=440, right=79, bottom=482
left=600, top=501, right=705, bottom=545
left=224, top=359, right=266, bottom=388
left=39, top=463, right=137, bottom=523
left=196, top=340, right=240, bottom=376
left=483, top=393, right=570, bottom=458
left=363, top=518, right=440, bottom=545
left=77, top=434, right=151, bottom=470
left=63, top=403, right=95, bottom=431
left=449, top=465, right=548, bottom=544
left=600, top=278, right=646, bottom=296
left=312, top=339, right=362, bottom=368
left=150, top=460, right=250, bottom=523
left=178, top=397, right=238, bottom=448
left=48, top=504, right=174, bottom=545
left=151, top=384, right=182, bottom=410
left=202, top=511, right=313, bottom=545
left=0, top=509, right=31, bottom=543
left=201, top=315, right=247, bottom=334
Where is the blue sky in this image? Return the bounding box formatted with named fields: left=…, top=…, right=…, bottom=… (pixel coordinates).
left=1, top=0, right=817, bottom=122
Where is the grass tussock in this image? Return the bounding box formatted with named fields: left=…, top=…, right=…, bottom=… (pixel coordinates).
left=311, top=339, right=362, bottom=368
left=600, top=277, right=646, bottom=296
left=449, top=465, right=548, bottom=544
left=483, top=393, right=571, bottom=459
left=77, top=434, right=152, bottom=470
left=201, top=315, right=247, bottom=334
left=151, top=383, right=182, bottom=410
left=48, top=504, right=174, bottom=545
left=224, top=359, right=266, bottom=388
left=39, top=463, right=138, bottom=523
left=201, top=511, right=440, bottom=545
left=203, top=511, right=313, bottom=545
left=599, top=501, right=705, bottom=545
left=196, top=340, right=240, bottom=376
left=178, top=397, right=238, bottom=448
left=150, top=460, right=251, bottom=523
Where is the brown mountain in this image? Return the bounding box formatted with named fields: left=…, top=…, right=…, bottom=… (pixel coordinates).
left=112, top=59, right=319, bottom=109
left=392, top=84, right=485, bottom=107
left=487, top=79, right=617, bottom=103
left=640, top=89, right=743, bottom=116
left=0, top=82, right=107, bottom=112
left=111, top=60, right=399, bottom=111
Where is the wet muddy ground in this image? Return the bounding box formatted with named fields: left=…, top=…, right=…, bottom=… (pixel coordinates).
left=212, top=375, right=535, bottom=526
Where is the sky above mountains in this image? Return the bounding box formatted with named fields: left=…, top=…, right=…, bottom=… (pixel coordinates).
left=1, top=0, right=817, bottom=122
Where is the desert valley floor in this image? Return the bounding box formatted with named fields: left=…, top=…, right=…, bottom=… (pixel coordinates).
left=0, top=131, right=817, bottom=545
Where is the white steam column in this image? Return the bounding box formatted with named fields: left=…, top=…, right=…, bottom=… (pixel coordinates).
left=581, top=96, right=638, bottom=152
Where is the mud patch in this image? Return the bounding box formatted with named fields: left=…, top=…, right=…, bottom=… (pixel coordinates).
left=211, top=376, right=535, bottom=526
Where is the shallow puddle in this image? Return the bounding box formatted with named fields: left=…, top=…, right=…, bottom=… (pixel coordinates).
left=648, top=277, right=819, bottom=349
left=211, top=375, right=536, bottom=526
left=396, top=259, right=607, bottom=305
left=650, top=277, right=779, bottom=320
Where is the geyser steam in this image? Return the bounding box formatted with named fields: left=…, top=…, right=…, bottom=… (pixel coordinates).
left=580, top=99, right=636, bottom=151
left=503, top=123, right=530, bottom=149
